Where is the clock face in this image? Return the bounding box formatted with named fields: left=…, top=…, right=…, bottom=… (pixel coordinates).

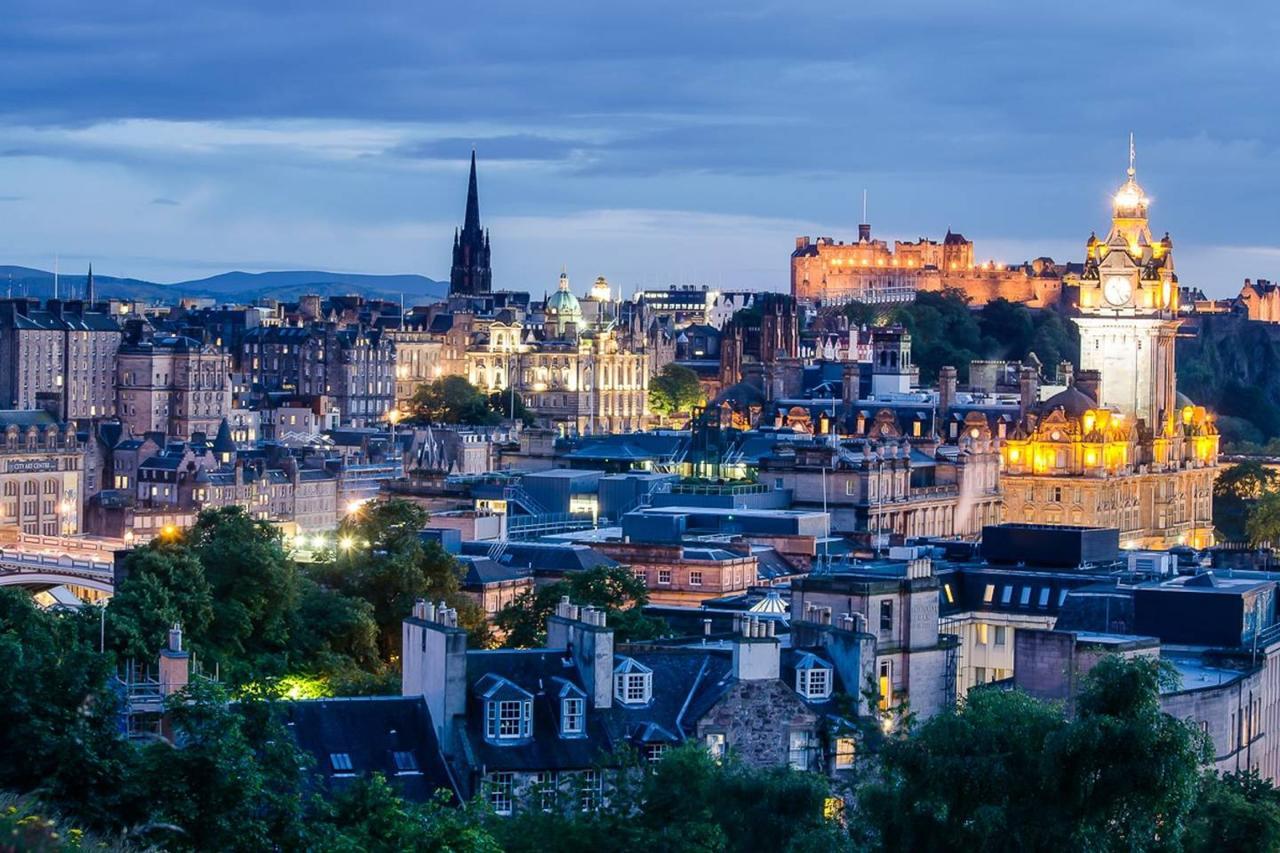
left=1103, top=275, right=1132, bottom=307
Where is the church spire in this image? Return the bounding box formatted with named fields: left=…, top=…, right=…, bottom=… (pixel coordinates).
left=86, top=263, right=95, bottom=304
left=463, top=148, right=481, bottom=234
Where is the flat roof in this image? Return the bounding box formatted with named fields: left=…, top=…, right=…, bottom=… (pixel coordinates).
left=636, top=506, right=827, bottom=521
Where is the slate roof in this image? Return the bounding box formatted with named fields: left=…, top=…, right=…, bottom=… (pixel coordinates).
left=0, top=410, right=60, bottom=429
left=458, top=541, right=620, bottom=575
left=459, top=556, right=532, bottom=587
left=283, top=696, right=457, bottom=802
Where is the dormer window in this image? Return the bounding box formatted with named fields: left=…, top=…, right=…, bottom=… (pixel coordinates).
left=795, top=653, right=834, bottom=700
left=613, top=657, right=653, bottom=705
left=562, top=697, right=584, bottom=735
left=477, top=674, right=534, bottom=742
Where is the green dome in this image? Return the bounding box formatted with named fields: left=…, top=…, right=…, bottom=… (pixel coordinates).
left=546, top=272, right=581, bottom=318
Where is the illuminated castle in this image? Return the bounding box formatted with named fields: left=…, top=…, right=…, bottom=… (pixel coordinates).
left=1001, top=149, right=1218, bottom=549
left=791, top=222, right=1064, bottom=307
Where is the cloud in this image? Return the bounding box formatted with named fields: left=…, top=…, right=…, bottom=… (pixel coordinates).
left=150, top=196, right=180, bottom=206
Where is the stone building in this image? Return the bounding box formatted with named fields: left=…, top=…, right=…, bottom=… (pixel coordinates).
left=466, top=272, right=650, bottom=434
left=0, top=298, right=122, bottom=421
left=791, top=222, right=1063, bottom=307
left=116, top=332, right=232, bottom=440
left=0, top=410, right=84, bottom=536
left=389, top=317, right=444, bottom=408
left=397, top=597, right=867, bottom=811
left=1237, top=279, right=1280, bottom=322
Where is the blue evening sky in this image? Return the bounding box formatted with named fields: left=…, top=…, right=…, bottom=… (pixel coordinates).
left=0, top=2, right=1276, bottom=297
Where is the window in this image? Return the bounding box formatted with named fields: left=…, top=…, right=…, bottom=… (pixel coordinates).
left=943, top=583, right=954, bottom=604
left=488, top=772, right=514, bottom=815
left=975, top=666, right=987, bottom=684
left=613, top=659, right=653, bottom=705
left=689, top=570, right=702, bottom=586
left=1001, top=585, right=1013, bottom=605
left=983, top=584, right=995, bottom=604
left=976, top=623, right=988, bottom=645
left=796, top=665, right=832, bottom=699
left=1019, top=587, right=1031, bottom=606
left=487, top=699, right=532, bottom=740
left=632, top=568, right=646, bottom=582
left=705, top=732, right=728, bottom=761
left=878, top=660, right=893, bottom=710
left=657, top=569, right=671, bottom=585
left=774, top=477, right=784, bottom=489
left=788, top=730, right=811, bottom=770
left=645, top=744, right=668, bottom=765
left=329, top=753, right=353, bottom=775
left=535, top=771, right=558, bottom=812
left=1038, top=588, right=1051, bottom=608
left=994, top=626, right=1008, bottom=646
left=392, top=751, right=420, bottom=775
left=579, top=770, right=602, bottom=812
left=561, top=697, right=584, bottom=736
left=879, top=600, right=893, bottom=632
left=834, top=736, right=856, bottom=770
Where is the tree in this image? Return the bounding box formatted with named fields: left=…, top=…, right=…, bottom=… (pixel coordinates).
left=1185, top=770, right=1280, bottom=852
left=315, top=499, right=485, bottom=657
left=1214, top=461, right=1280, bottom=542
left=857, top=656, right=1208, bottom=852
left=310, top=776, right=500, bottom=853
left=107, top=543, right=214, bottom=662
left=408, top=376, right=498, bottom=426
left=493, top=566, right=665, bottom=648
left=487, top=389, right=536, bottom=427
left=648, top=364, right=705, bottom=420
left=1247, top=490, right=1280, bottom=547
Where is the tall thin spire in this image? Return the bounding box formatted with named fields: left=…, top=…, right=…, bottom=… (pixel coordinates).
left=463, top=148, right=481, bottom=234
left=86, top=263, right=95, bottom=304
left=1128, top=132, right=1136, bottom=177
left=862, top=189, right=868, bottom=224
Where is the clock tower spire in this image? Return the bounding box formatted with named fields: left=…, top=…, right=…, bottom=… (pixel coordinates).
left=1072, top=143, right=1180, bottom=428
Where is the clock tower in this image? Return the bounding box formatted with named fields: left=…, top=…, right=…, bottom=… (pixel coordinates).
left=1072, top=142, right=1180, bottom=429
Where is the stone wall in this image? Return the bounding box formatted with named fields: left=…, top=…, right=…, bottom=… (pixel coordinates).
left=695, top=680, right=820, bottom=769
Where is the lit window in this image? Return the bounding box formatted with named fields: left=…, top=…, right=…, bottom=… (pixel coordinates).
left=943, top=583, right=954, bottom=604
left=487, top=772, right=514, bottom=815
left=834, top=736, right=855, bottom=769
left=976, top=623, right=988, bottom=645
left=983, top=584, right=995, bottom=604
left=705, top=732, right=726, bottom=761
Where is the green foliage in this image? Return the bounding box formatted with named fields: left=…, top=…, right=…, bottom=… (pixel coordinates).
left=858, top=656, right=1208, bottom=852
left=408, top=375, right=523, bottom=426
left=1213, top=461, right=1280, bottom=542
left=493, top=566, right=665, bottom=648
left=1247, top=491, right=1280, bottom=547
left=1184, top=770, right=1280, bottom=852
left=493, top=745, right=840, bottom=853
left=836, top=293, right=1078, bottom=384
left=313, top=499, right=487, bottom=655
left=1177, top=314, right=1280, bottom=444
left=310, top=777, right=500, bottom=853
left=648, top=363, right=705, bottom=419
left=108, top=506, right=385, bottom=689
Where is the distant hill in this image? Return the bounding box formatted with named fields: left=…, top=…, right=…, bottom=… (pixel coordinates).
left=0, top=266, right=448, bottom=304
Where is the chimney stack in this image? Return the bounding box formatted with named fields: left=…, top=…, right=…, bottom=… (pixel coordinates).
left=731, top=615, right=780, bottom=681
left=546, top=597, right=615, bottom=709
left=1018, top=365, right=1039, bottom=418
left=1075, top=369, right=1102, bottom=405
left=938, top=366, right=957, bottom=417
left=402, top=598, right=468, bottom=746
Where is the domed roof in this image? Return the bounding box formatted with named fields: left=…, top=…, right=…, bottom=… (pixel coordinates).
left=546, top=272, right=581, bottom=316
left=1038, top=385, right=1096, bottom=419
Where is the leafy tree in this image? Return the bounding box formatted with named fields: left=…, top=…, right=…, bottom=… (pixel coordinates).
left=315, top=499, right=485, bottom=656
left=488, top=389, right=536, bottom=427
left=408, top=376, right=498, bottom=426
left=493, top=566, right=666, bottom=648
left=1214, top=461, right=1280, bottom=541
left=0, top=590, right=140, bottom=830
left=1247, top=490, right=1280, bottom=547
left=1184, top=770, right=1280, bottom=852
left=310, top=776, right=500, bottom=853
left=858, top=655, right=1208, bottom=852
left=648, top=364, right=705, bottom=420
left=107, top=543, right=214, bottom=662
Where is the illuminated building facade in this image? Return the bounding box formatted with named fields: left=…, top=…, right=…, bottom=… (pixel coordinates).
left=1002, top=154, right=1219, bottom=549
left=466, top=273, right=650, bottom=435
left=791, top=223, right=1063, bottom=307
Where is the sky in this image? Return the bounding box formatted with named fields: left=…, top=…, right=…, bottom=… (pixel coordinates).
left=0, top=1, right=1277, bottom=297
